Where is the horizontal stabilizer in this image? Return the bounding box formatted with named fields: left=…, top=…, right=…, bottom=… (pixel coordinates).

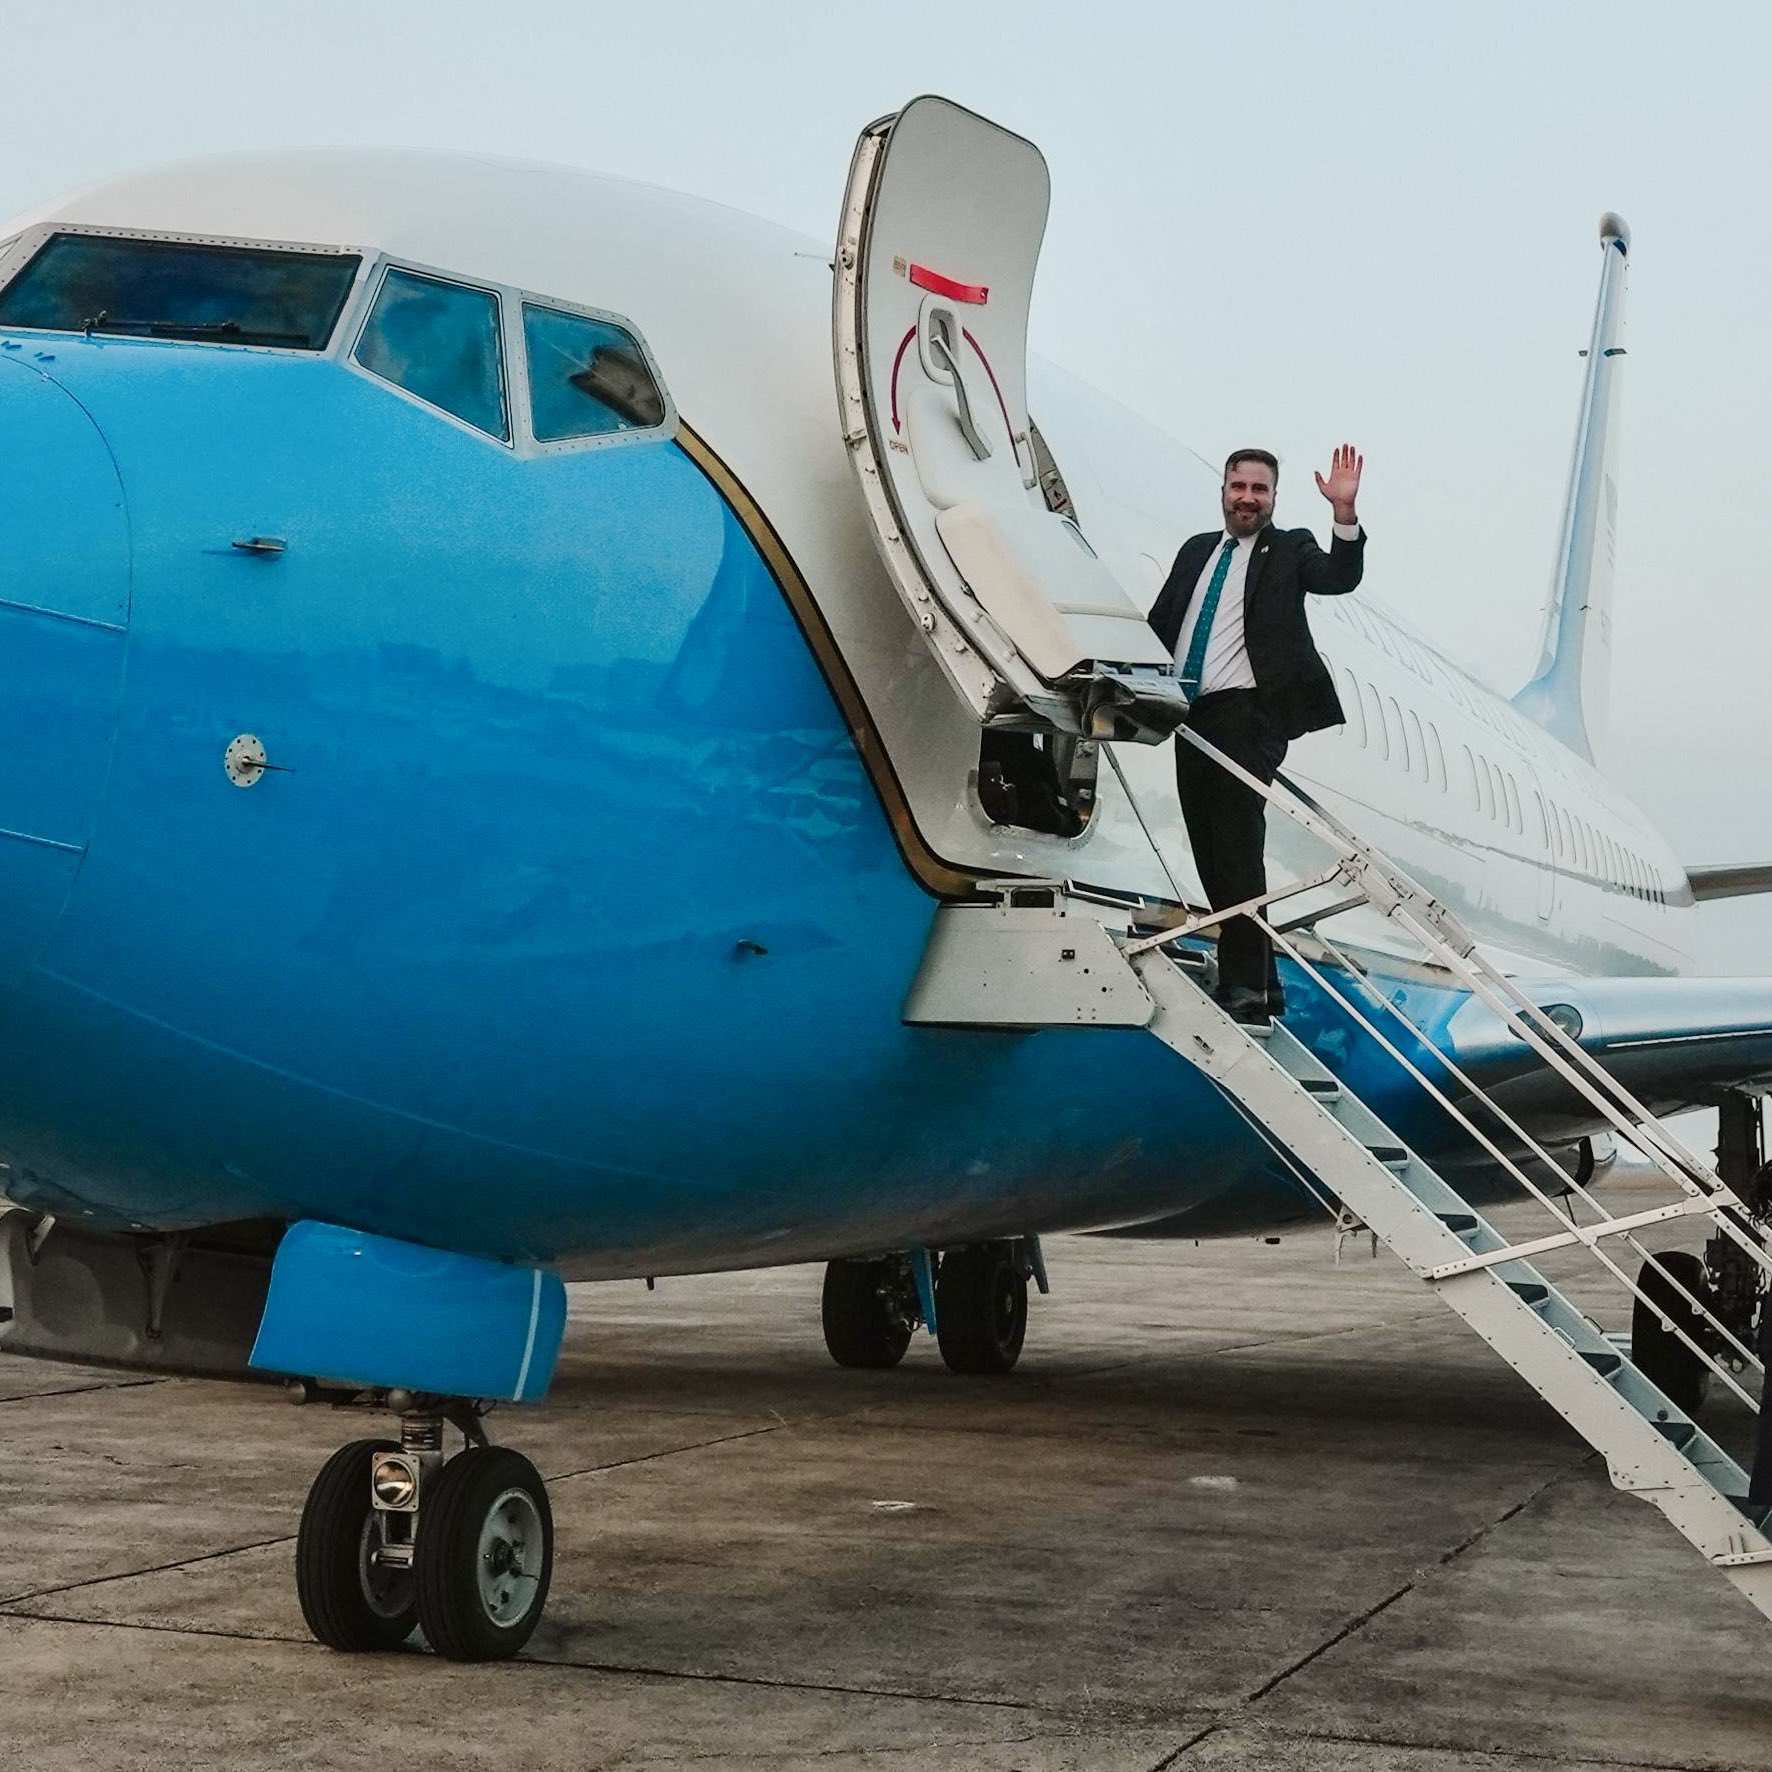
left=1447, top=974, right=1772, bottom=1125
left=1685, top=864, right=1772, bottom=902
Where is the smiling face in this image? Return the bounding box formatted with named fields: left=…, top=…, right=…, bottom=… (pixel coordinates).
left=1221, top=457, right=1276, bottom=538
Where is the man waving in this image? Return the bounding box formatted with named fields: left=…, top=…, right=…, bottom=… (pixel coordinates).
left=1147, top=446, right=1365, bottom=1026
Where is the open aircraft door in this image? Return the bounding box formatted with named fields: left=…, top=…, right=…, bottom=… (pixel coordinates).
left=835, top=96, right=1186, bottom=743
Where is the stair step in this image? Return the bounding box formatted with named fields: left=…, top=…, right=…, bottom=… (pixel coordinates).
left=1582, top=1349, right=1624, bottom=1378
left=1508, top=1281, right=1551, bottom=1308
left=1367, top=1144, right=1409, bottom=1168
left=1438, top=1212, right=1480, bottom=1237
left=1653, top=1417, right=1700, bottom=1451
left=1302, top=1078, right=1340, bottom=1098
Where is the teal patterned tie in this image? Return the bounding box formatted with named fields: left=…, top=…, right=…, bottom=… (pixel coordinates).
left=1178, top=537, right=1237, bottom=698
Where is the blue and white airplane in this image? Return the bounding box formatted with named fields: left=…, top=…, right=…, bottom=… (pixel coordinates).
left=2, top=97, right=1769, bottom=1659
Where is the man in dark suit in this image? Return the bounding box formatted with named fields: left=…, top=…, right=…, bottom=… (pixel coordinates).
left=1147, top=446, right=1365, bottom=1025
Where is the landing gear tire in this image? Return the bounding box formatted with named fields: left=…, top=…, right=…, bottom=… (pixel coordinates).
left=414, top=1445, right=553, bottom=1662
left=1632, top=1251, right=1713, bottom=1417
left=821, top=1258, right=914, bottom=1369
left=296, top=1438, right=419, bottom=1652
left=937, top=1242, right=1027, bottom=1376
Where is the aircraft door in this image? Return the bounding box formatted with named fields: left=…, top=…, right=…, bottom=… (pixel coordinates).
left=834, top=96, right=1185, bottom=743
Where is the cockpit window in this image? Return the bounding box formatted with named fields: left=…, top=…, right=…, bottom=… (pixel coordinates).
left=353, top=267, right=508, bottom=442
left=523, top=303, right=667, bottom=442
left=0, top=233, right=359, bottom=349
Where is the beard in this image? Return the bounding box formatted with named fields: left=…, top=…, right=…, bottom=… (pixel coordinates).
left=1223, top=502, right=1268, bottom=536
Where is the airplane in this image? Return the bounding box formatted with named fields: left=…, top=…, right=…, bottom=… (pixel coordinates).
left=2, top=95, right=1771, bottom=1662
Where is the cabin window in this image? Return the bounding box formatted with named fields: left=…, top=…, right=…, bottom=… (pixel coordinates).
left=0, top=232, right=360, bottom=349
left=523, top=303, right=669, bottom=442
left=354, top=268, right=508, bottom=441
left=1476, top=757, right=1495, bottom=820
left=1339, top=667, right=1366, bottom=744
left=1503, top=773, right=1522, bottom=833
left=1362, top=682, right=1388, bottom=760
left=1406, top=710, right=1430, bottom=783
left=1533, top=791, right=1551, bottom=856
left=1461, top=745, right=1480, bottom=810
left=1385, top=697, right=1410, bottom=773
left=1426, top=722, right=1447, bottom=792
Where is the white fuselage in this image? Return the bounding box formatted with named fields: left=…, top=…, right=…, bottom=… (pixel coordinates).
left=5, top=150, right=1691, bottom=981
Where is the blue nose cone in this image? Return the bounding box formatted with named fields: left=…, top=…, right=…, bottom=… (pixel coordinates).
left=0, top=350, right=130, bottom=997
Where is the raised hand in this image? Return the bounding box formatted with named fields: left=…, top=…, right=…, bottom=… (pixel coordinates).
left=1314, top=443, right=1363, bottom=523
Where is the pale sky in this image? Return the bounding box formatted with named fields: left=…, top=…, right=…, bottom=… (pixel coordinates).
left=4, top=0, right=1768, bottom=969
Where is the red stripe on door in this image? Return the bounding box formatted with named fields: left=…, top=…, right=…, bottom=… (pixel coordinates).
left=908, top=264, right=989, bottom=305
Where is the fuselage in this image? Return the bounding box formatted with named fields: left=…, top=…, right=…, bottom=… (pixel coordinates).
left=0, top=151, right=1694, bottom=1273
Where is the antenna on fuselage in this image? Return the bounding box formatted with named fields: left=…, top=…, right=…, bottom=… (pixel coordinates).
left=1512, top=213, right=1631, bottom=764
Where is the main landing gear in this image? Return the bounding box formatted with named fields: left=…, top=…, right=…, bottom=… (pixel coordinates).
left=821, top=1240, right=1037, bottom=1376
left=1628, top=1092, right=1771, bottom=1419
left=295, top=1393, right=554, bottom=1661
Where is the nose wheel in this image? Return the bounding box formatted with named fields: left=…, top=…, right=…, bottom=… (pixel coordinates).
left=295, top=1438, right=419, bottom=1651
left=414, top=1446, right=554, bottom=1661
left=296, top=1417, right=554, bottom=1661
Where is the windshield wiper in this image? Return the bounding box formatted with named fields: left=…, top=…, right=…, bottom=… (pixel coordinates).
left=81, top=313, right=311, bottom=347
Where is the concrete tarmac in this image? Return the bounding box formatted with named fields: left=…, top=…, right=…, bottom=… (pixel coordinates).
left=3, top=1178, right=1770, bottom=1771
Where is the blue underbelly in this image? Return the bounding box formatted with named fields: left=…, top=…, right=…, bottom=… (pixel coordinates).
left=0, top=349, right=1413, bottom=1264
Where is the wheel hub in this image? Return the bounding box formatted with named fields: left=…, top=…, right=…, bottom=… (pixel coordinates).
left=476, top=1487, right=543, bottom=1626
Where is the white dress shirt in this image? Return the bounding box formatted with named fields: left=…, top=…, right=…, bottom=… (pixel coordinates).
left=1173, top=522, right=1363, bottom=695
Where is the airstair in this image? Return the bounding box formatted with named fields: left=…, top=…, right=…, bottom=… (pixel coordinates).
left=905, top=728, right=1772, bottom=1618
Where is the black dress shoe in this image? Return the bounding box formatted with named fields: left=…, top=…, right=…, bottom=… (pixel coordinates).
left=1218, top=988, right=1272, bottom=1029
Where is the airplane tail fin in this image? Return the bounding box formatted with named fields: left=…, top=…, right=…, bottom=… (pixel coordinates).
left=1512, top=213, right=1631, bottom=763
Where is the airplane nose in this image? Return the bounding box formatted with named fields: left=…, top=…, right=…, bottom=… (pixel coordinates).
left=0, top=350, right=131, bottom=998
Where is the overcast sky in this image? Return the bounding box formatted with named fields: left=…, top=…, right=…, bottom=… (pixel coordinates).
left=5, top=0, right=1768, bottom=969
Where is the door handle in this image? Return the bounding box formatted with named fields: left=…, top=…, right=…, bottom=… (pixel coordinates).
left=926, top=319, right=991, bottom=463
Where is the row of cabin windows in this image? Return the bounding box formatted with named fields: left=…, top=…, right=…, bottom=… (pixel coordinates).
left=1330, top=659, right=1668, bottom=905
left=1334, top=598, right=1550, bottom=766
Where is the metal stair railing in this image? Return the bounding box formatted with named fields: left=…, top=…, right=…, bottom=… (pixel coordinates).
left=1265, top=916, right=1766, bottom=1406
left=904, top=732, right=1772, bottom=1610
left=1121, top=949, right=1772, bottom=1614
left=1122, top=724, right=1772, bottom=1430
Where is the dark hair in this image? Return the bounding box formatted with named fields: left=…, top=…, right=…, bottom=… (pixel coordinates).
left=1223, top=448, right=1279, bottom=483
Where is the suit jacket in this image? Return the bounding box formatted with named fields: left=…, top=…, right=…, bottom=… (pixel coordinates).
left=1147, top=523, right=1365, bottom=740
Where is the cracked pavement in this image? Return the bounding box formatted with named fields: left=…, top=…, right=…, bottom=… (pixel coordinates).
left=2, top=1179, right=1769, bottom=1770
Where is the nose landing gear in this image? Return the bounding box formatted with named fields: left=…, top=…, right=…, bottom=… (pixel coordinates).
left=295, top=1396, right=554, bottom=1661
